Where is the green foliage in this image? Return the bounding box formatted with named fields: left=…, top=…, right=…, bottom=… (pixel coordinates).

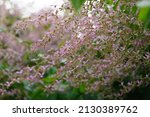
left=137, top=1, right=150, bottom=28
left=105, top=0, right=113, bottom=5
left=0, top=79, right=102, bottom=100
left=70, top=0, right=86, bottom=12
left=23, top=51, right=44, bottom=67
left=43, top=66, right=57, bottom=78
left=113, top=0, right=120, bottom=10
left=42, top=66, right=57, bottom=85
left=95, top=50, right=105, bottom=59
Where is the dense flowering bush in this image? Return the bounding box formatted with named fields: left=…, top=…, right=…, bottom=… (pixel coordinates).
left=0, top=0, right=150, bottom=99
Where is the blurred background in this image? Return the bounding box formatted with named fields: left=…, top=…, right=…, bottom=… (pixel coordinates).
left=2, top=0, right=64, bottom=17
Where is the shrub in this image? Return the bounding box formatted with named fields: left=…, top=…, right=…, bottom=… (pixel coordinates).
left=0, top=0, right=150, bottom=99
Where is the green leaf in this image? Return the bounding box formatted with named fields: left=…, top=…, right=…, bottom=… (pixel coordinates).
left=95, top=50, right=105, bottom=59
left=79, top=84, right=86, bottom=93
left=43, top=66, right=57, bottom=78
left=70, top=0, right=86, bottom=11
left=23, top=80, right=32, bottom=91
left=113, top=0, right=120, bottom=10
left=138, top=7, right=150, bottom=21
left=131, top=5, right=138, bottom=15
left=137, top=0, right=150, bottom=28
left=105, top=0, right=113, bottom=5
left=42, top=77, right=57, bottom=84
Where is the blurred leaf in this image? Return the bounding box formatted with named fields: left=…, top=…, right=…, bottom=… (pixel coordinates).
left=70, top=0, right=86, bottom=11
left=77, top=45, right=86, bottom=54
left=23, top=40, right=33, bottom=48
left=79, top=84, right=86, bottom=93
left=0, top=61, right=9, bottom=70
left=23, top=80, right=32, bottom=91
left=23, top=51, right=44, bottom=67
left=42, top=77, right=57, bottom=84
left=95, top=50, right=105, bottom=59
left=10, top=82, right=24, bottom=90
left=113, top=0, right=120, bottom=10
left=43, top=66, right=57, bottom=78
left=138, top=7, right=150, bottom=20
left=0, top=64, right=5, bottom=70
left=137, top=1, right=150, bottom=28
left=105, top=0, right=113, bottom=5
left=131, top=5, right=138, bottom=15
left=129, top=23, right=139, bottom=30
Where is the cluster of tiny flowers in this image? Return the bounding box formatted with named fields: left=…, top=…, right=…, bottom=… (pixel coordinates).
left=0, top=0, right=149, bottom=99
